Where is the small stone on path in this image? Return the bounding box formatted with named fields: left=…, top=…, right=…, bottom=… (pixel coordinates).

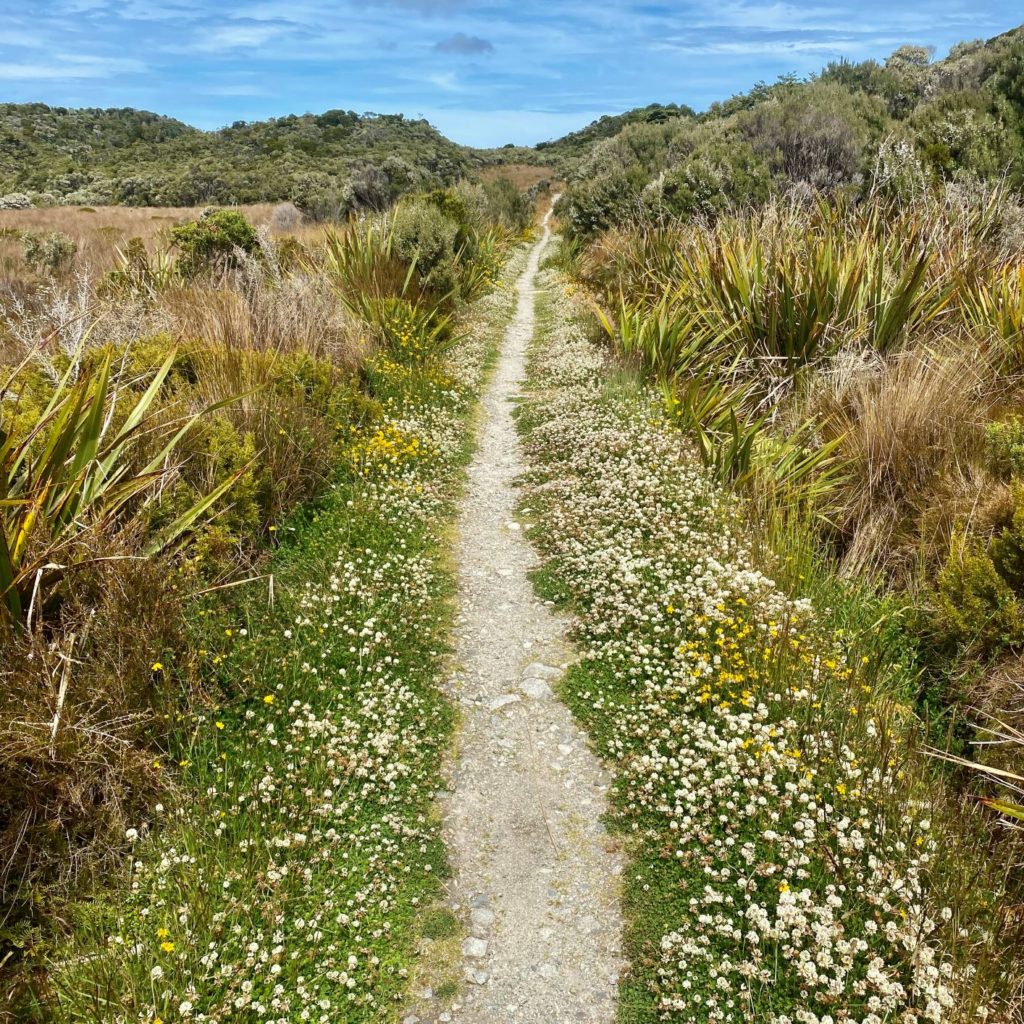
left=487, top=694, right=519, bottom=712
left=520, top=678, right=553, bottom=699
left=524, top=662, right=561, bottom=680
left=470, top=907, right=495, bottom=933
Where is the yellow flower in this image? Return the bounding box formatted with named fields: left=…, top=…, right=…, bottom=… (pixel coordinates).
left=779, top=882, right=790, bottom=893
left=215, top=721, right=225, bottom=730
left=263, top=694, right=275, bottom=705
left=151, top=662, right=164, bottom=672
left=160, top=941, right=175, bottom=953
left=157, top=927, right=169, bottom=938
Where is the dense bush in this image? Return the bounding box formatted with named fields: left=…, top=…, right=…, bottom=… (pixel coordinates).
left=392, top=199, right=460, bottom=291
left=0, top=105, right=469, bottom=207
left=556, top=27, right=1024, bottom=238
left=20, top=231, right=77, bottom=273
left=171, top=208, right=260, bottom=276
left=0, top=191, right=32, bottom=209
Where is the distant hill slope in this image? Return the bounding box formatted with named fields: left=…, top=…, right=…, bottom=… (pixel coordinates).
left=536, top=103, right=695, bottom=164
left=0, top=104, right=471, bottom=211
left=2, top=23, right=1022, bottom=213
left=551, top=24, right=1024, bottom=235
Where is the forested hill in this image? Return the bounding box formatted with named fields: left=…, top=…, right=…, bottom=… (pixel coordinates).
left=552, top=24, right=1024, bottom=235
left=2, top=22, right=1022, bottom=213
left=0, top=104, right=471, bottom=211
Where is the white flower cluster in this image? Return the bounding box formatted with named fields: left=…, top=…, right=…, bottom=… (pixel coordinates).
left=519, top=278, right=999, bottom=1024
left=57, top=252, right=526, bottom=1021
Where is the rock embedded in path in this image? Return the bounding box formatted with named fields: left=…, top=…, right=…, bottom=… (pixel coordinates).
left=523, top=662, right=561, bottom=681
left=519, top=677, right=553, bottom=699
left=462, top=936, right=489, bottom=959
left=470, top=907, right=495, bottom=934
left=487, top=694, right=520, bottom=712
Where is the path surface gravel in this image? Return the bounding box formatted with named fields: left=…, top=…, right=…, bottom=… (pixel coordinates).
left=432, top=206, right=623, bottom=1024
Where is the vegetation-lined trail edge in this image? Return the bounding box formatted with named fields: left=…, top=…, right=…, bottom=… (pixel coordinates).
left=432, top=202, right=623, bottom=1024
left=4, top=18, right=1024, bottom=1021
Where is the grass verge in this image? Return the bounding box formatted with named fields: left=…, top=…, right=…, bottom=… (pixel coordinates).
left=23, top=247, right=525, bottom=1024
left=518, top=267, right=1023, bottom=1023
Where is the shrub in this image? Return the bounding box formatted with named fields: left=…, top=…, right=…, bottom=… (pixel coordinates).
left=268, top=201, right=302, bottom=232
left=481, top=176, right=532, bottom=232
left=171, top=208, right=260, bottom=276
left=985, top=416, right=1024, bottom=478
left=20, top=231, right=77, bottom=273
left=0, top=191, right=33, bottom=209
left=653, top=141, right=772, bottom=220
left=391, top=199, right=459, bottom=293
left=0, top=544, right=185, bottom=962
left=559, top=170, right=638, bottom=239
left=934, top=535, right=1024, bottom=655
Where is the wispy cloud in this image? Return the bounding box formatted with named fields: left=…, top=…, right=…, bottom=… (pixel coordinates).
left=658, top=37, right=863, bottom=56
left=191, top=22, right=290, bottom=53
left=0, top=1, right=1017, bottom=144
left=426, top=70, right=463, bottom=91
left=0, top=54, right=146, bottom=80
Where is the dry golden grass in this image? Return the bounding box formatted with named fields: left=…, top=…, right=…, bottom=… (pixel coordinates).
left=477, top=163, right=551, bottom=190
left=0, top=203, right=317, bottom=290
left=157, top=267, right=365, bottom=366
left=801, top=341, right=996, bottom=578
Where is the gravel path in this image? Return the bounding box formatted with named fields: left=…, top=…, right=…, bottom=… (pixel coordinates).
left=430, top=207, right=623, bottom=1023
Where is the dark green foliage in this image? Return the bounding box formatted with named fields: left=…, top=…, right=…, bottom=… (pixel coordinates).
left=556, top=25, right=1024, bottom=238
left=656, top=140, right=772, bottom=219
left=170, top=208, right=259, bottom=275
left=0, top=104, right=469, bottom=208
left=20, top=230, right=77, bottom=272
left=535, top=103, right=695, bottom=166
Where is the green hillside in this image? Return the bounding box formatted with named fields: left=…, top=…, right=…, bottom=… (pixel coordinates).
left=0, top=104, right=470, bottom=211
left=1, top=24, right=1022, bottom=217
left=556, top=25, right=1024, bottom=234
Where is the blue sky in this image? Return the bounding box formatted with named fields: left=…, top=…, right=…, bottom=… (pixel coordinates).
left=0, top=2, right=1020, bottom=146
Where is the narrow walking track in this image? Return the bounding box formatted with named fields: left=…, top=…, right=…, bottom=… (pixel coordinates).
left=434, top=207, right=623, bottom=1023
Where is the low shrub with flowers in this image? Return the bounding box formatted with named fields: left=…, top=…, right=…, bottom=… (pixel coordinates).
left=517, top=275, right=1022, bottom=1024
left=35, top=248, right=527, bottom=1022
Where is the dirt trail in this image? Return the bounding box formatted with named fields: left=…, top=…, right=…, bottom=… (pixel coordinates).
left=431, top=205, right=623, bottom=1023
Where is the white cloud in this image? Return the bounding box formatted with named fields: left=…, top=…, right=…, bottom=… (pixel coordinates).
left=657, top=38, right=863, bottom=56
left=192, top=23, right=288, bottom=52
left=426, top=71, right=463, bottom=91
left=0, top=54, right=146, bottom=80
